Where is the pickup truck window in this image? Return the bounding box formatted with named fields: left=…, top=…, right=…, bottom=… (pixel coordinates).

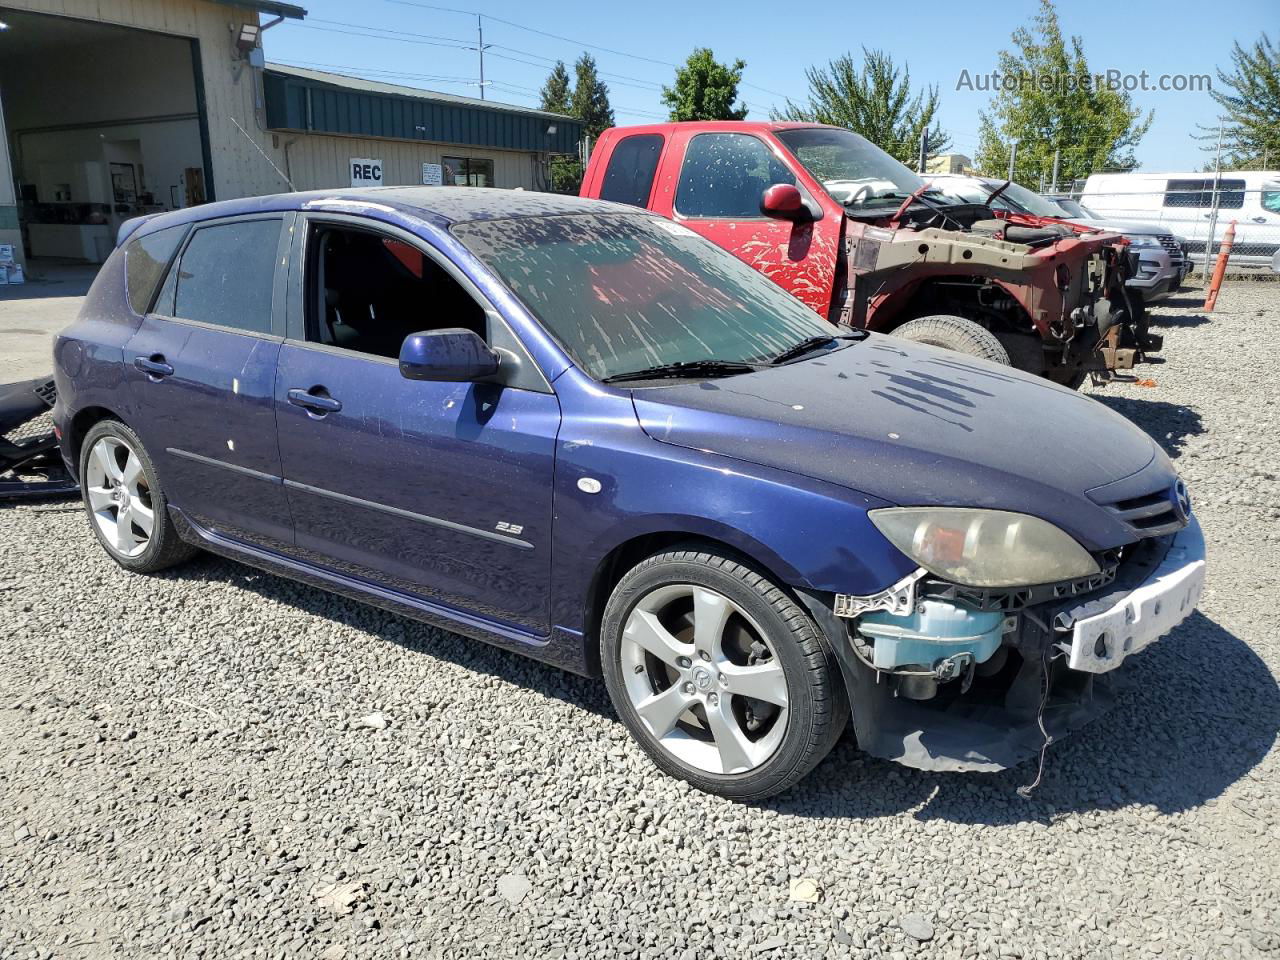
left=453, top=213, right=835, bottom=381
left=675, top=133, right=796, bottom=219
left=776, top=127, right=923, bottom=212
left=600, top=134, right=664, bottom=208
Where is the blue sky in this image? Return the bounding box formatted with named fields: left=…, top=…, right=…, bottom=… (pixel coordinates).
left=262, top=0, right=1271, bottom=172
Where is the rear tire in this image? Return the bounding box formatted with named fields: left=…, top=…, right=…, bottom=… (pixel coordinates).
left=600, top=546, right=848, bottom=801
left=893, top=315, right=1011, bottom=365
left=79, top=420, right=197, bottom=574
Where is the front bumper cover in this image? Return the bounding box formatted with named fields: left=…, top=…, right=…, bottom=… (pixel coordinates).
left=803, top=518, right=1206, bottom=773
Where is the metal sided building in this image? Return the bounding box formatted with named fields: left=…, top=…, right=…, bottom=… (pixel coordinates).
left=0, top=0, right=581, bottom=271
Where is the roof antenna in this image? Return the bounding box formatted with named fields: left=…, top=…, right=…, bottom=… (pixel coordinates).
left=229, top=115, right=296, bottom=191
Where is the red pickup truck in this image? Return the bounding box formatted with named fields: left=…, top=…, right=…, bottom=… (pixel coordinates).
left=580, top=122, right=1155, bottom=386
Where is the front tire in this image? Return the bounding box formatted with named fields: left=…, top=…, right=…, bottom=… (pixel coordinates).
left=601, top=547, right=847, bottom=801
left=893, top=315, right=1011, bottom=365
left=79, top=420, right=197, bottom=573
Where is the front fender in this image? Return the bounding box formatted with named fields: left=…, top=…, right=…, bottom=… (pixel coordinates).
left=548, top=383, right=917, bottom=634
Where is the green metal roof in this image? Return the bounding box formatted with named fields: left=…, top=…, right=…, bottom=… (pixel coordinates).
left=262, top=64, right=583, bottom=155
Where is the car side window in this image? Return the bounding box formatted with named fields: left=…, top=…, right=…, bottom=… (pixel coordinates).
left=125, top=225, right=186, bottom=315
left=305, top=225, right=488, bottom=360
left=675, top=133, right=796, bottom=219
left=599, top=134, right=664, bottom=208
left=167, top=218, right=283, bottom=334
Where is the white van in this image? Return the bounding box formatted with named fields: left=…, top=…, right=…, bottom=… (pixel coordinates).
left=1080, top=171, right=1280, bottom=271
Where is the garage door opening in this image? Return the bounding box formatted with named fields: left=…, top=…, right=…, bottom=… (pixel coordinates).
left=0, top=8, right=212, bottom=283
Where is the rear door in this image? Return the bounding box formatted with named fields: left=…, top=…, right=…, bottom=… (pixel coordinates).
left=124, top=213, right=294, bottom=550
left=659, top=129, right=839, bottom=315
left=272, top=214, right=560, bottom=635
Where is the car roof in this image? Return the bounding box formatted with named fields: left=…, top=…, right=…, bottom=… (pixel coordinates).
left=121, top=187, right=648, bottom=245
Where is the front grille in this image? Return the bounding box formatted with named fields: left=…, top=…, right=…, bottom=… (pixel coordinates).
left=1100, top=488, right=1185, bottom=539
left=1157, top=234, right=1183, bottom=261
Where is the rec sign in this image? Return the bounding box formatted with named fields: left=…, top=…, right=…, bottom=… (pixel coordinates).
left=350, top=158, right=383, bottom=187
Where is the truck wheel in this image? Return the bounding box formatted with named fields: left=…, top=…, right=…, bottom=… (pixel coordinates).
left=893, top=315, right=1011, bottom=365
left=600, top=546, right=848, bottom=801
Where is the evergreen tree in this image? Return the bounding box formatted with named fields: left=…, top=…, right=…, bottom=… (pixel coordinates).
left=571, top=53, right=616, bottom=141
left=1201, top=33, right=1280, bottom=169
left=773, top=49, right=949, bottom=166
left=539, top=60, right=572, bottom=115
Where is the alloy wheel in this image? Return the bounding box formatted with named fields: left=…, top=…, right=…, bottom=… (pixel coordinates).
left=84, top=435, right=155, bottom=559
left=619, top=583, right=790, bottom=774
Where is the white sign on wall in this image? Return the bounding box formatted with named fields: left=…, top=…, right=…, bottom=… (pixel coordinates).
left=350, top=158, right=383, bottom=187
left=422, top=162, right=443, bottom=186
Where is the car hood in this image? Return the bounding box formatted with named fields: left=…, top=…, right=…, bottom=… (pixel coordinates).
left=1066, top=216, right=1171, bottom=238
left=631, top=336, right=1167, bottom=551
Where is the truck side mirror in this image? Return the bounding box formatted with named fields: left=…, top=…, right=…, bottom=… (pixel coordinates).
left=760, top=183, right=811, bottom=222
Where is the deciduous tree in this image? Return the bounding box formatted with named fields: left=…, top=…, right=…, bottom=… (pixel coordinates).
left=662, top=48, right=748, bottom=122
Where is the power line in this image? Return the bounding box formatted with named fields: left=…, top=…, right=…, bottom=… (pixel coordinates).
left=381, top=0, right=681, bottom=68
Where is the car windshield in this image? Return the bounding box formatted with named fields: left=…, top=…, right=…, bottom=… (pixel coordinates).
left=1052, top=197, right=1092, bottom=218
left=452, top=213, right=840, bottom=381
left=997, top=180, right=1073, bottom=218
left=775, top=127, right=926, bottom=212
left=933, top=178, right=1073, bottom=218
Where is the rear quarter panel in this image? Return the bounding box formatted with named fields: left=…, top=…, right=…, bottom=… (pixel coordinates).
left=53, top=249, right=143, bottom=468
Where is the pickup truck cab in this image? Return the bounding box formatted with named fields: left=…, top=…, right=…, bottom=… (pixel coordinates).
left=581, top=122, right=1154, bottom=387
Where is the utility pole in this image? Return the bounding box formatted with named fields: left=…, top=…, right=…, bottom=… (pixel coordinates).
left=475, top=15, right=490, bottom=100
left=1051, top=148, right=1060, bottom=194
left=1203, top=122, right=1224, bottom=285
left=918, top=130, right=929, bottom=174
left=1007, top=142, right=1018, bottom=182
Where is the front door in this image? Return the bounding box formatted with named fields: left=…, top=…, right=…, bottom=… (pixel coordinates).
left=661, top=130, right=840, bottom=316
left=273, top=217, right=560, bottom=635
left=124, top=213, right=294, bottom=550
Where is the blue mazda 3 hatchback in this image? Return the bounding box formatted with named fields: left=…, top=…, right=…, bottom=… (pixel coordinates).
left=53, top=188, right=1205, bottom=799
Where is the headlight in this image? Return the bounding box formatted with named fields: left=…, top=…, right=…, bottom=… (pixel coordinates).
left=1127, top=235, right=1161, bottom=248
left=869, top=507, right=1100, bottom=587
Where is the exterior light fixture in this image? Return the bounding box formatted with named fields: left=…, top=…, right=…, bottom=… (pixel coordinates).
left=235, top=22, right=260, bottom=52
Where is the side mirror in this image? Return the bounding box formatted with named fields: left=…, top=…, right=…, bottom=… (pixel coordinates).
left=399, top=328, right=500, bottom=382
left=760, top=183, right=810, bottom=221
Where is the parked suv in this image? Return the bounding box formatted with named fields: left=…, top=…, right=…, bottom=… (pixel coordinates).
left=54, top=188, right=1204, bottom=799
left=581, top=122, right=1156, bottom=387
left=927, top=174, right=1190, bottom=303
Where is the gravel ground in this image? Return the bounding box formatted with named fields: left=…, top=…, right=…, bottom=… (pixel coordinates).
left=2, top=282, right=1278, bottom=960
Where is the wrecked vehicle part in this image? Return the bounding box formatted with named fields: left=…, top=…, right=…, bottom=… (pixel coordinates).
left=805, top=516, right=1206, bottom=773
left=0, top=377, right=78, bottom=501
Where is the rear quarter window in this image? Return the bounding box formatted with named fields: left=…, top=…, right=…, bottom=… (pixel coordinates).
left=124, top=225, right=186, bottom=315
left=599, top=134, right=664, bottom=208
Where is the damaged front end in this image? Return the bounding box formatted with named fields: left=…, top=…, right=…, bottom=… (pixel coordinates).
left=805, top=517, right=1205, bottom=774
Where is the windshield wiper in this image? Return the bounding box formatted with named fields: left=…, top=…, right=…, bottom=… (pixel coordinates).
left=600, top=359, right=762, bottom=384
left=768, top=330, right=866, bottom=365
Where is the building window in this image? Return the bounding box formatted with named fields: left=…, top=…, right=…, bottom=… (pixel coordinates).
left=442, top=156, right=496, bottom=188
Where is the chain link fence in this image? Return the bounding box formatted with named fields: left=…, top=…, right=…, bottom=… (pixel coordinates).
left=1056, top=179, right=1280, bottom=277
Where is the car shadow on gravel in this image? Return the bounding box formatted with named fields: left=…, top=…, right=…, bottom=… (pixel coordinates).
left=172, top=555, right=616, bottom=717
left=1088, top=395, right=1205, bottom=455
left=1147, top=311, right=1211, bottom=328
left=768, top=611, right=1280, bottom=825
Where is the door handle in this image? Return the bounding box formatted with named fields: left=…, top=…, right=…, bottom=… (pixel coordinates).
left=288, top=387, right=342, bottom=414
left=134, top=355, right=174, bottom=379
left=1253, top=216, right=1267, bottom=223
